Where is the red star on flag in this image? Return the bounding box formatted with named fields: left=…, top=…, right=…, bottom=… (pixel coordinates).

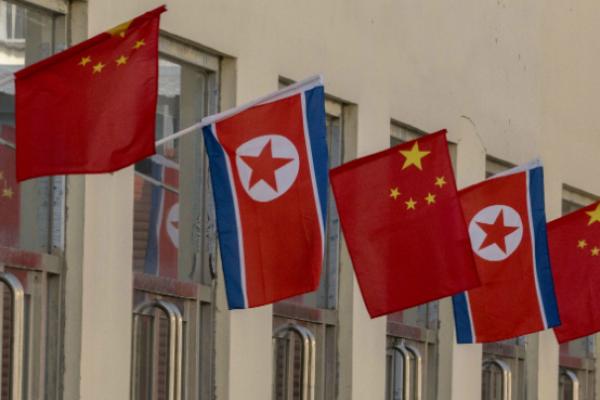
left=477, top=209, right=520, bottom=253
left=241, top=140, right=293, bottom=191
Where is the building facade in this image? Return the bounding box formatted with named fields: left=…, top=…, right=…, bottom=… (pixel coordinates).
left=0, top=0, right=599, bottom=399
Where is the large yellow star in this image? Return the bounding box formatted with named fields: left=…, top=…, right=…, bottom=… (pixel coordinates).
left=107, top=20, right=132, bottom=37
left=92, top=62, right=105, bottom=74
left=586, top=203, right=600, bottom=226
left=435, top=176, right=447, bottom=188
left=405, top=198, right=417, bottom=210
left=425, top=193, right=436, bottom=205
left=592, top=246, right=600, bottom=257
left=399, top=142, right=430, bottom=170
left=2, top=187, right=13, bottom=199
left=578, top=239, right=588, bottom=249
left=389, top=187, right=400, bottom=200
left=115, top=55, right=128, bottom=66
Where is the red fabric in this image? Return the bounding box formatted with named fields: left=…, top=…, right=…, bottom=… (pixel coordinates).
left=550, top=201, right=600, bottom=343
left=459, top=171, right=545, bottom=342
left=0, top=126, right=19, bottom=247
left=15, top=6, right=166, bottom=181
left=158, top=161, right=179, bottom=279
left=213, top=94, right=323, bottom=307
left=330, top=131, right=480, bottom=317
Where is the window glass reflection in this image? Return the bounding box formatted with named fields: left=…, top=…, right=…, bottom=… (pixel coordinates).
left=0, top=0, right=66, bottom=252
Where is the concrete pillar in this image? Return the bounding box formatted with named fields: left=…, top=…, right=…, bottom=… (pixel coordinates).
left=63, top=170, right=135, bottom=399
left=526, top=331, right=559, bottom=400
left=435, top=116, right=486, bottom=400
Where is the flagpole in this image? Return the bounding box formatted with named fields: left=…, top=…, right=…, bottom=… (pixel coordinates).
left=155, top=122, right=202, bottom=147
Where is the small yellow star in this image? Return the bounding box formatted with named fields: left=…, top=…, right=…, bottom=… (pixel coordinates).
left=133, top=39, right=145, bottom=49
left=578, top=239, right=588, bottom=249
left=405, top=198, right=417, bottom=210
left=78, top=56, right=91, bottom=66
left=115, top=55, right=128, bottom=66
left=586, top=203, right=600, bottom=226
left=425, top=193, right=436, bottom=205
left=2, top=187, right=13, bottom=199
left=399, top=141, right=431, bottom=170
left=389, top=187, right=401, bottom=200
left=435, top=176, right=447, bottom=188
left=591, top=246, right=600, bottom=257
left=92, top=62, right=105, bottom=74
left=119, top=31, right=126, bottom=38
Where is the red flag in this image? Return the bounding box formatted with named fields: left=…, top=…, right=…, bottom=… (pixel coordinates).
left=15, top=6, right=166, bottom=181
left=0, top=126, right=19, bottom=247
left=203, top=78, right=328, bottom=309
left=550, top=201, right=600, bottom=343
left=453, top=163, right=560, bottom=343
left=330, top=131, right=480, bottom=317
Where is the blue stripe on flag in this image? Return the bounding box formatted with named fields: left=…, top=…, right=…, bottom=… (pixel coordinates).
left=144, top=160, right=163, bottom=276
left=528, top=166, right=561, bottom=328
left=452, top=293, right=474, bottom=343
left=202, top=125, right=246, bottom=309
left=303, top=86, right=329, bottom=230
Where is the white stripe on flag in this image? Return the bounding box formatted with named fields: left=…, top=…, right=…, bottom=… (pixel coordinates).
left=465, top=292, right=477, bottom=343
left=525, top=170, right=548, bottom=329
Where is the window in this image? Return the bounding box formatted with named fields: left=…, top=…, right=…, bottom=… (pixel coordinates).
left=272, top=90, right=347, bottom=400
left=130, top=36, right=219, bottom=400
left=485, top=156, right=514, bottom=179
left=481, top=156, right=526, bottom=400
left=0, top=0, right=67, bottom=253
left=558, top=186, right=598, bottom=400
left=482, top=358, right=512, bottom=400
left=385, top=121, right=456, bottom=400
left=390, top=121, right=457, bottom=169
left=0, top=1, right=67, bottom=399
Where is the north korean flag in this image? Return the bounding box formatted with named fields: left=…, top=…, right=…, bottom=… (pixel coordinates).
left=453, top=161, right=560, bottom=343
left=202, top=76, right=328, bottom=309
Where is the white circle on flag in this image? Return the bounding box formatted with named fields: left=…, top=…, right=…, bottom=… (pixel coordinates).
left=167, top=203, right=179, bottom=249
left=235, top=134, right=300, bottom=202
left=468, top=204, right=523, bottom=262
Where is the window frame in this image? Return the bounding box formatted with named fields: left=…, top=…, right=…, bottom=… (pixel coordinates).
left=385, top=120, right=453, bottom=400
left=130, top=35, right=220, bottom=400
left=272, top=86, right=349, bottom=400
left=0, top=1, right=68, bottom=398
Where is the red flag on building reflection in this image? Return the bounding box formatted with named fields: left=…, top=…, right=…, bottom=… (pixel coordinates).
left=143, top=155, right=179, bottom=279
left=0, top=126, right=19, bottom=247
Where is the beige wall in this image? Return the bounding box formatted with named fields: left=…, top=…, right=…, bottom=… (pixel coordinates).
left=72, top=0, right=600, bottom=398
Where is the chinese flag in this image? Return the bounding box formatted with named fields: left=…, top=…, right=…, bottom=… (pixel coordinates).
left=550, top=202, right=600, bottom=343
left=330, top=131, right=480, bottom=317
left=15, top=6, right=166, bottom=181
